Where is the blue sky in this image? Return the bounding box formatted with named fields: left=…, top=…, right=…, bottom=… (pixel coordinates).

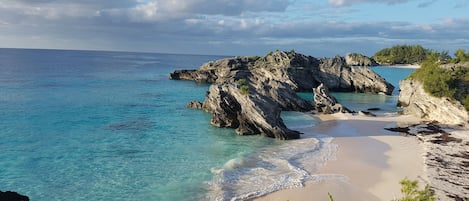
left=0, top=0, right=468, bottom=56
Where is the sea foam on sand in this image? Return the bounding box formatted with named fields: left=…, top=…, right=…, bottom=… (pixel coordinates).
left=205, top=112, right=341, bottom=201
left=256, top=113, right=425, bottom=201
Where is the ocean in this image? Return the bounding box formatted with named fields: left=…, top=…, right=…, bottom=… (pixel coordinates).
left=0, top=48, right=414, bottom=200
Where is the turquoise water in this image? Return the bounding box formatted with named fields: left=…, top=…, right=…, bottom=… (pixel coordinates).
left=298, top=66, right=415, bottom=113
left=0, top=49, right=278, bottom=200
left=0, top=49, right=415, bottom=200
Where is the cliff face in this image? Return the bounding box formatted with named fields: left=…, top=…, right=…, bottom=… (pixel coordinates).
left=170, top=51, right=394, bottom=139
left=345, top=53, right=378, bottom=66
left=398, top=79, right=469, bottom=126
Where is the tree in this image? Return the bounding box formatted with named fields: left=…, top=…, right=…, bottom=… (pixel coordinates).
left=454, top=49, right=468, bottom=63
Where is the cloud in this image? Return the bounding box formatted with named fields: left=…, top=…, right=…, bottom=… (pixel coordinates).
left=418, top=0, right=439, bottom=8
left=328, top=0, right=411, bottom=6
left=0, top=0, right=468, bottom=56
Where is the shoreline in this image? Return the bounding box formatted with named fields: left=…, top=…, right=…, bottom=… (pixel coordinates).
left=255, top=113, right=426, bottom=201
left=381, top=64, right=421, bottom=69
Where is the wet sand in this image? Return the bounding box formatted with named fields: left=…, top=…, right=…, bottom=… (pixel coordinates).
left=256, top=113, right=425, bottom=201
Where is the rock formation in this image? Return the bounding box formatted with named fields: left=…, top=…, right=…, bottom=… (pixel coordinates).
left=398, top=79, right=469, bottom=127
left=345, top=53, right=378, bottom=66
left=170, top=51, right=394, bottom=139
left=385, top=122, right=469, bottom=200
left=0, top=191, right=29, bottom=201
left=201, top=80, right=306, bottom=139
left=313, top=83, right=351, bottom=114
left=170, top=51, right=394, bottom=94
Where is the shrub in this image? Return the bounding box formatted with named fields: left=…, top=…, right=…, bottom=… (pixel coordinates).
left=463, top=95, right=469, bottom=110
left=409, top=53, right=469, bottom=110
left=237, top=79, right=248, bottom=86
left=397, top=178, right=435, bottom=201
left=239, top=85, right=250, bottom=95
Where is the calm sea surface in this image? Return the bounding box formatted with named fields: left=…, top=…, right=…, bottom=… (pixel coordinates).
left=0, top=49, right=414, bottom=200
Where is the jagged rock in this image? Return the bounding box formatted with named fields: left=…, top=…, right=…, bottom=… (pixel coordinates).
left=201, top=80, right=305, bottom=139
left=0, top=191, right=29, bottom=201
left=398, top=79, right=469, bottom=127
left=170, top=51, right=394, bottom=95
left=169, top=51, right=393, bottom=139
left=313, top=83, right=351, bottom=114
left=345, top=53, right=378, bottom=66
left=187, top=101, right=203, bottom=109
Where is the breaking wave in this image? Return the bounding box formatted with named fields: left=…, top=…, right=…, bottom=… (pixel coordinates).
left=205, top=112, right=342, bottom=201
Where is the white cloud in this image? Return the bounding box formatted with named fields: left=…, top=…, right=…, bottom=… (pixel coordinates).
left=328, top=0, right=411, bottom=6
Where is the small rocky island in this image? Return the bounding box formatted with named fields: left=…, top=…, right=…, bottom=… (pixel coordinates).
left=170, top=50, right=393, bottom=139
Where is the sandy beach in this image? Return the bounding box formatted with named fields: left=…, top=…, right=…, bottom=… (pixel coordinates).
left=385, top=64, right=421, bottom=69
left=256, top=113, right=425, bottom=201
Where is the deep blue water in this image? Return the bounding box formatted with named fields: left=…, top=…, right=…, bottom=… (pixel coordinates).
left=0, top=49, right=414, bottom=200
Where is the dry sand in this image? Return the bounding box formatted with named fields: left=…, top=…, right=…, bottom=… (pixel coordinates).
left=385, top=64, right=421, bottom=69
left=256, top=113, right=425, bottom=201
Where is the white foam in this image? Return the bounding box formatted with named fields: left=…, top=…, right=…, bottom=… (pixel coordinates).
left=206, top=133, right=339, bottom=201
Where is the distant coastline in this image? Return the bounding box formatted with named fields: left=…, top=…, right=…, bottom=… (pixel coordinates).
left=383, top=64, right=421, bottom=69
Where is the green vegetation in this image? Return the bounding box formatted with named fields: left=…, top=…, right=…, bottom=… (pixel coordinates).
left=408, top=50, right=469, bottom=110
left=397, top=178, right=435, bottom=201
left=373, top=45, right=430, bottom=64
left=237, top=79, right=250, bottom=95
left=453, top=48, right=469, bottom=63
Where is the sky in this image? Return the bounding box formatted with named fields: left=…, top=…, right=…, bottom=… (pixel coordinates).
left=0, top=0, right=468, bottom=57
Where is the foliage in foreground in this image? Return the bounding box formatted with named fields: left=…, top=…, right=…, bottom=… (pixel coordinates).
left=397, top=178, right=435, bottom=201
left=322, top=178, right=435, bottom=201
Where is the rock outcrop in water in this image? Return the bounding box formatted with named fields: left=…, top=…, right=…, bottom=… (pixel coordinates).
left=345, top=53, right=378, bottom=66
left=398, top=79, right=469, bottom=127
left=170, top=51, right=394, bottom=94
left=170, top=51, right=394, bottom=139
left=313, top=83, right=351, bottom=114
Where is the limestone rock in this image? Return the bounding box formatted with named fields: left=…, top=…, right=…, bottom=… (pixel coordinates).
left=202, top=80, right=306, bottom=139
left=398, top=79, right=469, bottom=127
left=345, top=53, right=378, bottom=66
left=169, top=51, right=394, bottom=139
left=170, top=51, right=394, bottom=95
left=313, top=83, right=351, bottom=114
